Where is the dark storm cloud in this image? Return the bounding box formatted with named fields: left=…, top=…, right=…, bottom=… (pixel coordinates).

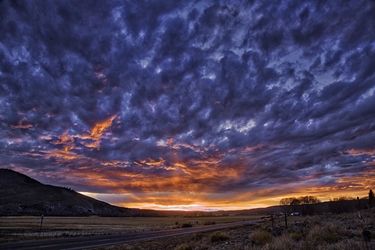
left=1, top=0, right=374, bottom=204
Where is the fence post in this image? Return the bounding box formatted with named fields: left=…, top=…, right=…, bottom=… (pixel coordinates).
left=284, top=213, right=288, bottom=229
left=39, top=214, right=44, bottom=234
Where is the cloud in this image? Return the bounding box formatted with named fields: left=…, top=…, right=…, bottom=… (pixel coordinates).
left=1, top=0, right=375, bottom=209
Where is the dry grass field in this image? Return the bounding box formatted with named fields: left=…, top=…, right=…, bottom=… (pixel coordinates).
left=0, top=214, right=261, bottom=243
left=90, top=209, right=375, bottom=250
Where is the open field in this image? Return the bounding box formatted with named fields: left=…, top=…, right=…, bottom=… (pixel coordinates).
left=91, top=209, right=375, bottom=250
left=0, top=215, right=262, bottom=243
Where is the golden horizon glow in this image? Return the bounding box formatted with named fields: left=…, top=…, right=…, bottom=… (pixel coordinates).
left=78, top=193, right=371, bottom=212
left=79, top=182, right=372, bottom=212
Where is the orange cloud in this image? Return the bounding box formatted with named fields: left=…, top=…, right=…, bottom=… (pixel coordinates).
left=47, top=147, right=81, bottom=162
left=48, top=115, right=117, bottom=157
left=77, top=115, right=118, bottom=149
left=347, top=149, right=375, bottom=156
left=90, top=115, right=116, bottom=140
left=144, top=158, right=165, bottom=166
left=44, top=115, right=117, bottom=162
left=243, top=144, right=264, bottom=153
left=11, top=124, right=33, bottom=129
left=43, top=131, right=82, bottom=162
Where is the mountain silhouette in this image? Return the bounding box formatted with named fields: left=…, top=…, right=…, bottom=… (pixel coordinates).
left=0, top=169, right=134, bottom=216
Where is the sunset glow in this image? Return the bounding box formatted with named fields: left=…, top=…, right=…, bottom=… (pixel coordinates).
left=1, top=0, right=375, bottom=211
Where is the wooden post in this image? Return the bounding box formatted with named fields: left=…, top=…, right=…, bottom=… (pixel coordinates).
left=358, top=211, right=369, bottom=250
left=284, top=213, right=287, bottom=229
left=40, top=214, right=44, bottom=232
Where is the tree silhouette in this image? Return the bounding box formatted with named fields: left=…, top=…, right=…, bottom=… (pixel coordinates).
left=280, top=197, right=297, bottom=214
left=369, top=189, right=374, bottom=208
left=279, top=196, right=321, bottom=215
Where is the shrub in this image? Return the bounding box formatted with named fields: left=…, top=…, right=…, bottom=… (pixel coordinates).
left=325, top=239, right=362, bottom=250
left=203, top=221, right=215, bottom=225
left=181, top=223, right=193, bottom=228
left=209, top=231, right=229, bottom=242
left=190, top=233, right=204, bottom=241
left=288, top=231, right=303, bottom=241
left=307, top=223, right=341, bottom=244
left=261, top=234, right=299, bottom=250
left=174, top=242, right=194, bottom=250
left=250, top=229, right=273, bottom=246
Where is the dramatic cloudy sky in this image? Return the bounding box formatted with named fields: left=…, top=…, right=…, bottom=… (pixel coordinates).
left=1, top=0, right=375, bottom=210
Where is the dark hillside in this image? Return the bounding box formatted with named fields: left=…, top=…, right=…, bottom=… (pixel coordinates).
left=0, top=169, right=134, bottom=216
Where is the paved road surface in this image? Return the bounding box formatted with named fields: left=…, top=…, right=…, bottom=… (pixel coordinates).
left=0, top=219, right=263, bottom=250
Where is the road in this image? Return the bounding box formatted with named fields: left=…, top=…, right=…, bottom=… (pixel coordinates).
left=0, top=219, right=263, bottom=250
